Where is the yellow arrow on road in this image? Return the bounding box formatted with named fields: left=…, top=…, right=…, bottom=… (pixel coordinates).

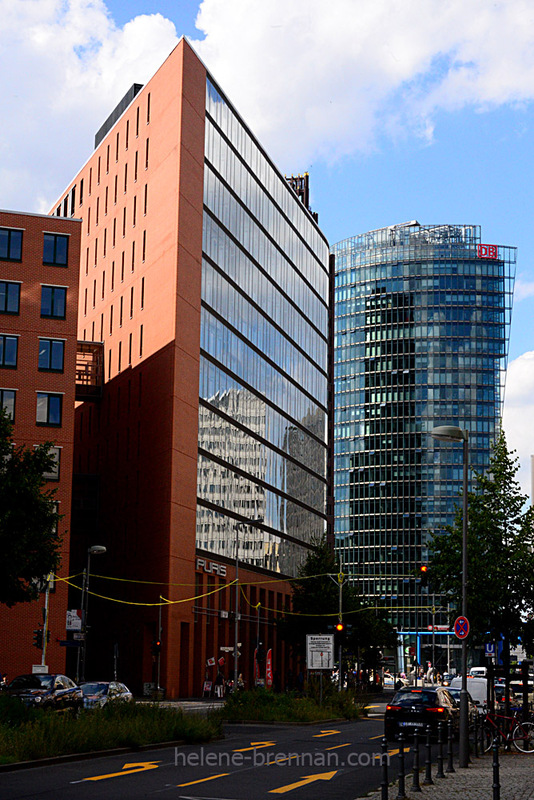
left=233, top=740, right=276, bottom=752
left=313, top=730, right=340, bottom=738
left=374, top=748, right=411, bottom=758
left=83, top=761, right=161, bottom=781
left=269, top=770, right=338, bottom=794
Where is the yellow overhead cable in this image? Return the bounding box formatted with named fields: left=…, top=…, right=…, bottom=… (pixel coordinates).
left=59, top=576, right=237, bottom=607
left=58, top=571, right=338, bottom=588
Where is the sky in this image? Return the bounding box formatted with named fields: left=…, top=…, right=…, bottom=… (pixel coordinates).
left=1, top=0, right=534, bottom=492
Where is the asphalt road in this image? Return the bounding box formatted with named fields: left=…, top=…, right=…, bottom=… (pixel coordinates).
left=0, top=713, right=407, bottom=800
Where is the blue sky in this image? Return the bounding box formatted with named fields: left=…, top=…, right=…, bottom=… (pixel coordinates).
left=1, top=0, right=534, bottom=490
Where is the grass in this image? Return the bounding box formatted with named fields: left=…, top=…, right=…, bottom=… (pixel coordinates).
left=215, top=687, right=370, bottom=723
left=0, top=696, right=222, bottom=765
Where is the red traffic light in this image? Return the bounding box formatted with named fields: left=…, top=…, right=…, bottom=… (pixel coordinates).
left=335, top=622, right=344, bottom=632
left=420, top=565, right=428, bottom=573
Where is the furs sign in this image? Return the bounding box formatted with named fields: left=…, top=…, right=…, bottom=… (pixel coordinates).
left=196, top=558, right=227, bottom=577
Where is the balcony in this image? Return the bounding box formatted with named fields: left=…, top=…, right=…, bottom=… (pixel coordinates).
left=76, top=341, right=104, bottom=401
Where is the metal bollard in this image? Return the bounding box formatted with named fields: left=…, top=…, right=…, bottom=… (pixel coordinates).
left=381, top=736, right=389, bottom=800
left=411, top=729, right=422, bottom=792
left=492, top=736, right=500, bottom=800
left=423, top=725, right=434, bottom=785
left=436, top=722, right=445, bottom=778
left=446, top=718, right=455, bottom=773
left=395, top=733, right=406, bottom=800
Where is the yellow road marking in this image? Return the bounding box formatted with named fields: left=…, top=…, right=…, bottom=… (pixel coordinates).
left=325, top=743, right=351, bottom=751
left=313, top=729, right=340, bottom=737
left=83, top=761, right=161, bottom=781
left=233, top=740, right=276, bottom=752
left=178, top=772, right=229, bottom=787
left=269, top=770, right=338, bottom=794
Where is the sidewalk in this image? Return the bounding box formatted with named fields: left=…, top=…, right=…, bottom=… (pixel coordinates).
left=361, top=751, right=534, bottom=799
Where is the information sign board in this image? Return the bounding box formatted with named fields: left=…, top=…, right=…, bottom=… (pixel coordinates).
left=306, top=634, right=334, bottom=670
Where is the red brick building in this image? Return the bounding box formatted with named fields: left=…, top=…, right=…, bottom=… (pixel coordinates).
left=0, top=210, right=81, bottom=678
left=53, top=39, right=332, bottom=697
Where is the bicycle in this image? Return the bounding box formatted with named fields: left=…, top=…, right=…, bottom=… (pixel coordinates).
left=482, top=710, right=534, bottom=753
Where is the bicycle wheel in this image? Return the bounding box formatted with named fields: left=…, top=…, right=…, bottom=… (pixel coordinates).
left=512, top=721, right=534, bottom=753
left=483, top=723, right=498, bottom=753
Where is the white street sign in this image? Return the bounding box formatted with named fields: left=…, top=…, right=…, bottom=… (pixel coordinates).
left=306, top=634, right=334, bottom=670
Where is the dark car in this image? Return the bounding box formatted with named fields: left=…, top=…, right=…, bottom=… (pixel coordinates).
left=385, top=686, right=459, bottom=740
left=6, top=674, right=83, bottom=712
left=79, top=680, right=134, bottom=709
left=446, top=686, right=479, bottom=725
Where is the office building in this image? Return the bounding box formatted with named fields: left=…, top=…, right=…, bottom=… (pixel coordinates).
left=0, top=210, right=81, bottom=677
left=53, top=39, right=331, bottom=696
left=332, top=222, right=514, bottom=661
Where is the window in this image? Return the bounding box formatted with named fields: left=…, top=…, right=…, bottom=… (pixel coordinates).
left=38, top=339, right=64, bottom=372
left=0, top=281, right=20, bottom=314
left=36, top=392, right=62, bottom=426
left=0, top=388, right=15, bottom=419
left=41, top=445, right=61, bottom=481
left=0, top=335, right=17, bottom=368
left=41, top=286, right=66, bottom=319
left=0, top=229, right=23, bottom=261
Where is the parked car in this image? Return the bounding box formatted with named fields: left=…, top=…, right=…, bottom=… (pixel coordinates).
left=446, top=686, right=478, bottom=725
left=450, top=676, right=488, bottom=714
left=6, top=674, right=83, bottom=712
left=79, top=681, right=134, bottom=708
left=385, top=686, right=459, bottom=740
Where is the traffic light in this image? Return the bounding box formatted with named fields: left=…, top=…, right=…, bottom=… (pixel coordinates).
left=335, top=622, right=345, bottom=633
left=419, top=564, right=429, bottom=587
left=151, top=639, right=161, bottom=655
left=33, top=629, right=43, bottom=649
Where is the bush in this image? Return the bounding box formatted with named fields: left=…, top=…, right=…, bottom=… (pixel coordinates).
left=0, top=702, right=222, bottom=764
left=216, top=688, right=367, bottom=723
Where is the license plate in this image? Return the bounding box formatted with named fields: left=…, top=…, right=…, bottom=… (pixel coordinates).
left=400, top=721, right=425, bottom=727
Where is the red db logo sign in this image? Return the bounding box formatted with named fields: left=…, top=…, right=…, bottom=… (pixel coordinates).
left=477, top=244, right=498, bottom=259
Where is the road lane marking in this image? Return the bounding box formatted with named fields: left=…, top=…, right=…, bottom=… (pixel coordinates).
left=325, top=743, right=351, bottom=750
left=313, top=730, right=340, bottom=737
left=233, top=740, right=276, bottom=752
left=269, top=770, right=338, bottom=794
left=177, top=773, right=230, bottom=787
left=82, top=761, right=161, bottom=781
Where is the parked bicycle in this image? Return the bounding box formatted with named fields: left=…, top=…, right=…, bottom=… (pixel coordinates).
left=482, top=709, right=534, bottom=753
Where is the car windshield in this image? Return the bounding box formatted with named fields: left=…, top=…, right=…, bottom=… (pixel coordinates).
left=81, top=683, right=108, bottom=696
left=393, top=690, right=438, bottom=706
left=9, top=675, right=54, bottom=690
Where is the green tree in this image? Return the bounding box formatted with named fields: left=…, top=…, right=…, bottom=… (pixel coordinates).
left=429, top=430, right=534, bottom=648
left=0, top=409, right=62, bottom=607
left=278, top=535, right=396, bottom=664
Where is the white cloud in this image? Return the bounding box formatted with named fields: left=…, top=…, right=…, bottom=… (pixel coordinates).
left=503, top=351, right=534, bottom=498
left=513, top=278, right=534, bottom=303
left=192, top=0, right=534, bottom=170
left=2, top=0, right=534, bottom=210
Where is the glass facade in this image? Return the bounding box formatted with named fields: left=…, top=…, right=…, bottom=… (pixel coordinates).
left=196, top=77, right=330, bottom=575
left=333, top=222, right=515, bottom=630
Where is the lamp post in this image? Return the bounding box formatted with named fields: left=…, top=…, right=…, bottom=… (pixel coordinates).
left=79, top=545, right=107, bottom=682
left=431, top=425, right=469, bottom=768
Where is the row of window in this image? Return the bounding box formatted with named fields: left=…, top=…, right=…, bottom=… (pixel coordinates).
left=0, top=281, right=67, bottom=319
left=1, top=389, right=63, bottom=427
left=0, top=229, right=69, bottom=267
left=0, top=336, right=64, bottom=371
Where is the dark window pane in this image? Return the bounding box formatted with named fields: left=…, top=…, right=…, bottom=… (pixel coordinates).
left=0, top=230, right=7, bottom=259
left=6, top=283, right=20, bottom=313
left=54, top=288, right=66, bottom=317
left=3, top=337, right=17, bottom=367
left=41, top=287, right=52, bottom=316
left=10, top=231, right=22, bottom=260
left=39, top=340, right=50, bottom=369
left=50, top=341, right=64, bottom=371
left=43, top=234, right=55, bottom=264
left=48, top=395, right=62, bottom=425
left=55, top=236, right=68, bottom=265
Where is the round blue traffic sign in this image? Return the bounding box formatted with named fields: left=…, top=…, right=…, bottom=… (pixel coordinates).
left=454, top=616, right=470, bottom=639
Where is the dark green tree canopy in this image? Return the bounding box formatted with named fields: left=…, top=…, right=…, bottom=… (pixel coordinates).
left=278, top=535, right=397, bottom=664
left=0, top=409, right=62, bottom=607
left=429, top=430, right=534, bottom=646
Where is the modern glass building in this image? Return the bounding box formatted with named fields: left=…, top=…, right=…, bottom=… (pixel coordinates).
left=332, top=222, right=514, bottom=647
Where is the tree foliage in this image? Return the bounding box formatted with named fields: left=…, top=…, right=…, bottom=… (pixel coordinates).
left=278, top=535, right=397, bottom=665
left=0, top=409, right=62, bottom=607
left=428, top=430, right=534, bottom=647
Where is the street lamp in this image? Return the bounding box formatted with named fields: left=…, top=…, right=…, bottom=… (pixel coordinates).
left=79, top=545, right=107, bottom=682
left=431, top=425, right=469, bottom=768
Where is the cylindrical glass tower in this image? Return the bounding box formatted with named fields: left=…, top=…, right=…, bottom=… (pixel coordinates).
left=332, top=222, right=515, bottom=639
